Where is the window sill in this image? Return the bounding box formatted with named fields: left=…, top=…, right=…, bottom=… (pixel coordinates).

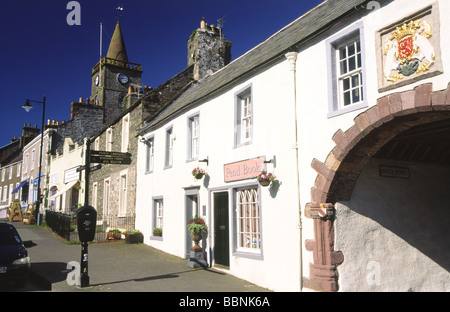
left=150, top=235, right=163, bottom=241
left=232, top=249, right=263, bottom=260
left=234, top=140, right=252, bottom=149
left=327, top=102, right=368, bottom=118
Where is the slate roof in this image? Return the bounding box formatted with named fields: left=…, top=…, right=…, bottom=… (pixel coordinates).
left=138, top=0, right=368, bottom=134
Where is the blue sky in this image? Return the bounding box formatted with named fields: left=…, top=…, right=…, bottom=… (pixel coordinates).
left=0, top=0, right=323, bottom=148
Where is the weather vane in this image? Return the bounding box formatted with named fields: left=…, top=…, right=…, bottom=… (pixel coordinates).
left=115, top=6, right=124, bottom=21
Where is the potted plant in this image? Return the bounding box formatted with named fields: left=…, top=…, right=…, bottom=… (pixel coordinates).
left=107, top=229, right=121, bottom=240
left=124, top=229, right=143, bottom=244
left=192, top=167, right=206, bottom=180
left=187, top=216, right=208, bottom=251
left=153, top=227, right=162, bottom=237
left=257, top=171, right=277, bottom=187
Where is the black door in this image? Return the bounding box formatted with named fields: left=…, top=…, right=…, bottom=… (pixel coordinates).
left=214, top=192, right=229, bottom=267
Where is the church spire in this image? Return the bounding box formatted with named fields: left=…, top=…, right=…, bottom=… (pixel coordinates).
left=106, top=21, right=128, bottom=62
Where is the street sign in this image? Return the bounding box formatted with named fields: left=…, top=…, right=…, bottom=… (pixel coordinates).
left=90, top=155, right=131, bottom=165
left=76, top=164, right=102, bottom=172
left=89, top=150, right=132, bottom=165
left=90, top=150, right=131, bottom=157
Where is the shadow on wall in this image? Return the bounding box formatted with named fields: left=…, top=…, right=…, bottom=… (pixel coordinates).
left=334, top=158, right=450, bottom=291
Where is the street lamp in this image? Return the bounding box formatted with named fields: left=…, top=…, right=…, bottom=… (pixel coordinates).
left=22, top=96, right=46, bottom=226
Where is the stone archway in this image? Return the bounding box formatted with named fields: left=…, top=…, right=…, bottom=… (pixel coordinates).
left=303, top=82, right=450, bottom=292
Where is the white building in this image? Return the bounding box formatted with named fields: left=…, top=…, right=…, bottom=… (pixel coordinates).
left=135, top=0, right=450, bottom=292
left=48, top=138, right=86, bottom=214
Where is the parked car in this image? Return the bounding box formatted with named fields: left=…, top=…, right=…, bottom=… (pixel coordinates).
left=0, top=222, right=31, bottom=288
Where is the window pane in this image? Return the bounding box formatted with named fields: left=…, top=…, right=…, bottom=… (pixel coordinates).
left=339, top=46, right=346, bottom=60
left=348, top=56, right=356, bottom=71
left=352, top=89, right=360, bottom=103
left=352, top=74, right=360, bottom=88
left=348, top=43, right=355, bottom=56
left=344, top=91, right=351, bottom=106
left=340, top=60, right=347, bottom=75
left=343, top=77, right=350, bottom=91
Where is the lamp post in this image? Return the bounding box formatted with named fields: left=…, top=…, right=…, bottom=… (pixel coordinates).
left=22, top=96, right=46, bottom=226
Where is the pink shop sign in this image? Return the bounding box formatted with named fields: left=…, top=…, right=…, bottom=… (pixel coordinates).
left=224, top=157, right=266, bottom=183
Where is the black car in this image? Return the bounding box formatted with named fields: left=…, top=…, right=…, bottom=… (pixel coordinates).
left=0, top=222, right=31, bottom=288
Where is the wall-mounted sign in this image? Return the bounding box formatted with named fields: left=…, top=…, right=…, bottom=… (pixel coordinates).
left=379, top=165, right=410, bottom=179
left=65, top=166, right=81, bottom=184
left=224, top=157, right=266, bottom=183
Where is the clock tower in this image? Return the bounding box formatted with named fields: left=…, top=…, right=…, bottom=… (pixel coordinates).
left=90, top=21, right=142, bottom=124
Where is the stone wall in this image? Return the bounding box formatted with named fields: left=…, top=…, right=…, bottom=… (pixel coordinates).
left=55, top=102, right=104, bottom=152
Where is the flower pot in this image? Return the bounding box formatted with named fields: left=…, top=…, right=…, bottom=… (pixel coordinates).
left=125, top=233, right=143, bottom=244
left=191, top=232, right=203, bottom=252
left=194, top=173, right=205, bottom=180
left=259, top=180, right=271, bottom=187
left=108, top=232, right=121, bottom=240
left=153, top=231, right=162, bottom=237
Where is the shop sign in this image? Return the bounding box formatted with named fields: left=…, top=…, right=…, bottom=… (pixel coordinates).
left=224, top=157, right=266, bottom=183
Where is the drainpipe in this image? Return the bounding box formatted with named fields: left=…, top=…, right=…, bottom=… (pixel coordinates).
left=285, top=51, right=303, bottom=291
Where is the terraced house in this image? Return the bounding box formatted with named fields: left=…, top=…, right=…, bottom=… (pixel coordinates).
left=134, top=0, right=450, bottom=292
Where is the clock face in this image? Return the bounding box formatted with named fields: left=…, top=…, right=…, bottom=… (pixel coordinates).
left=118, top=74, right=129, bottom=84
left=95, top=75, right=99, bottom=86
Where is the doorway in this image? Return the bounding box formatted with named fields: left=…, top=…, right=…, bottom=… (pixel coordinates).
left=185, top=194, right=199, bottom=259
left=213, top=192, right=229, bottom=267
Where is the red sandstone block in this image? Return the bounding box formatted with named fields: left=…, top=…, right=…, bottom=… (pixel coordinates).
left=366, top=105, right=383, bottom=128
left=414, top=83, right=433, bottom=112
left=388, top=93, right=403, bottom=116
left=377, top=96, right=394, bottom=122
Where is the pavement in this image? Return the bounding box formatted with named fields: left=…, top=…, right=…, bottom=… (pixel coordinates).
left=3, top=219, right=272, bottom=293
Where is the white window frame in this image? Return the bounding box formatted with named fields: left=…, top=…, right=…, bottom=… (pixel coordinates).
left=119, top=171, right=127, bottom=216
left=103, top=178, right=110, bottom=217
left=92, top=182, right=98, bottom=210
left=121, top=113, right=130, bottom=153
left=8, top=184, right=13, bottom=204
left=234, top=186, right=262, bottom=258
left=145, top=136, right=154, bottom=173
left=187, top=113, right=200, bottom=161
left=17, top=163, right=21, bottom=177
left=327, top=23, right=368, bottom=118
left=24, top=154, right=28, bottom=174
left=94, top=137, right=100, bottom=151
left=15, top=183, right=20, bottom=200
left=3, top=185, right=7, bottom=202
left=1, top=169, right=4, bottom=182
left=234, top=85, right=253, bottom=147
left=106, top=128, right=113, bottom=152
left=31, top=149, right=36, bottom=171
left=165, top=126, right=174, bottom=168
left=8, top=166, right=12, bottom=180
left=153, top=197, right=164, bottom=232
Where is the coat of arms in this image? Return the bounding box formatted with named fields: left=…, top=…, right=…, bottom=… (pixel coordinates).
left=383, top=19, right=435, bottom=82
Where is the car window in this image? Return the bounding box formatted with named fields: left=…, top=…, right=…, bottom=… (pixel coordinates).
left=0, top=225, right=22, bottom=245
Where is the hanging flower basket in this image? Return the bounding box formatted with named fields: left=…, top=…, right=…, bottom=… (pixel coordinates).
left=192, top=167, right=206, bottom=180
left=257, top=171, right=277, bottom=187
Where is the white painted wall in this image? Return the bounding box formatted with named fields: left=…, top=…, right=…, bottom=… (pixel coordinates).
left=136, top=0, right=450, bottom=292
left=295, top=0, right=450, bottom=284
left=136, top=59, right=303, bottom=291
left=335, top=158, right=450, bottom=291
